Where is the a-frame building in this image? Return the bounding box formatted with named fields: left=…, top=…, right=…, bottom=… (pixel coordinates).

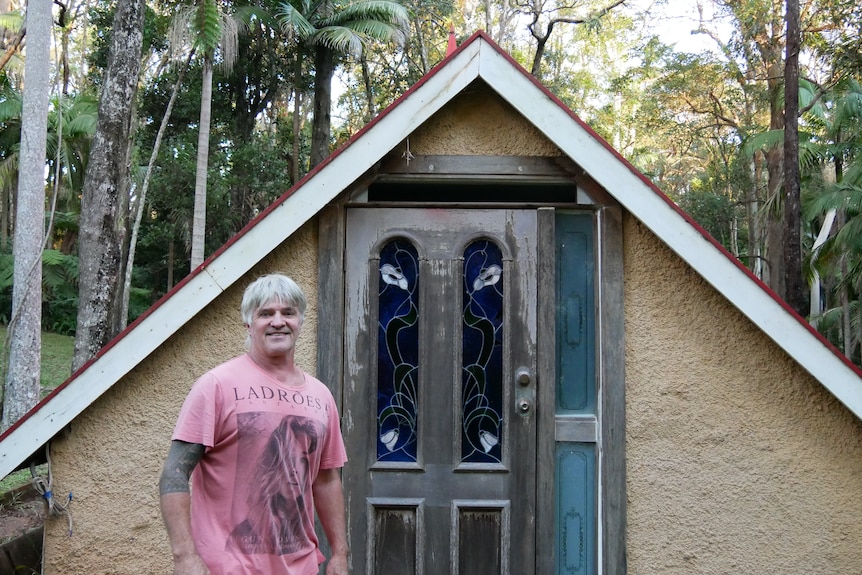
left=2, top=32, right=862, bottom=574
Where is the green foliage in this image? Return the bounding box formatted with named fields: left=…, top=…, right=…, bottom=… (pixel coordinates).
left=86, top=2, right=172, bottom=86
left=0, top=86, right=98, bottom=244
left=276, top=0, right=410, bottom=47
left=677, top=188, right=742, bottom=252
left=195, top=0, right=225, bottom=54
left=0, top=248, right=79, bottom=335
left=40, top=250, right=79, bottom=335
left=336, top=0, right=454, bottom=131
left=223, top=136, right=293, bottom=219
left=0, top=11, right=23, bottom=35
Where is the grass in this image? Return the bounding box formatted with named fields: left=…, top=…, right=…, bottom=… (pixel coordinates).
left=36, top=330, right=75, bottom=395
left=0, top=326, right=75, bottom=396
left=0, top=327, right=74, bottom=492
left=0, top=465, right=46, bottom=497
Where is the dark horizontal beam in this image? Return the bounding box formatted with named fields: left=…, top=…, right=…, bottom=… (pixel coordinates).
left=379, top=154, right=579, bottom=178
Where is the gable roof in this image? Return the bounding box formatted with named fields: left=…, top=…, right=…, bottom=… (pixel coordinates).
left=2, top=31, right=860, bottom=479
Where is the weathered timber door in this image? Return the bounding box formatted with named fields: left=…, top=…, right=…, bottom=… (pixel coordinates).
left=343, top=208, right=538, bottom=575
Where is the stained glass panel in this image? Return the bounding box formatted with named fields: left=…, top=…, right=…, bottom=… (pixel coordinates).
left=377, top=240, right=420, bottom=462
left=461, top=240, right=504, bottom=463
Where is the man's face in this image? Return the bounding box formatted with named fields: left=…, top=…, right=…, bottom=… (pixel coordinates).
left=247, top=299, right=302, bottom=360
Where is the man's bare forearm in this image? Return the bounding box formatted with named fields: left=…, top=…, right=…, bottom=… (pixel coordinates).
left=313, top=468, right=349, bottom=574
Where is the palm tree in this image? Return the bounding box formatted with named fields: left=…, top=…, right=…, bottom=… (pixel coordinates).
left=0, top=87, right=98, bottom=253
left=276, top=0, right=409, bottom=168
left=803, top=79, right=862, bottom=360
left=45, top=93, right=99, bottom=250
left=169, top=0, right=241, bottom=271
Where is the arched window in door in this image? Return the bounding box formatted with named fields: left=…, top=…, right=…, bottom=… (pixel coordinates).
left=461, top=239, right=504, bottom=464
left=377, top=239, right=420, bottom=462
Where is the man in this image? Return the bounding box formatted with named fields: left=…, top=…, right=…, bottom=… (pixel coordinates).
left=160, top=274, right=349, bottom=575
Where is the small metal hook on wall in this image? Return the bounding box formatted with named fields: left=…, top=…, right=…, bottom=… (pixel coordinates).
left=401, top=138, right=415, bottom=166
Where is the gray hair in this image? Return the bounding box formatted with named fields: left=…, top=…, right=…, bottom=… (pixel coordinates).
left=241, top=274, right=307, bottom=325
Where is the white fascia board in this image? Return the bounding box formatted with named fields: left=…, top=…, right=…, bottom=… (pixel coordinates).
left=478, top=42, right=862, bottom=418
left=0, top=270, right=226, bottom=479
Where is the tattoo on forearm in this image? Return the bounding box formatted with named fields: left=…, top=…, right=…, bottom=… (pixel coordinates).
left=159, top=441, right=205, bottom=495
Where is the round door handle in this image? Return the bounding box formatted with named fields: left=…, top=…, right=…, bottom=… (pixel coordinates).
left=516, top=367, right=531, bottom=386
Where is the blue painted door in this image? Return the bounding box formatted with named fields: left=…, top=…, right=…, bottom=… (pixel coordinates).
left=554, top=212, right=597, bottom=575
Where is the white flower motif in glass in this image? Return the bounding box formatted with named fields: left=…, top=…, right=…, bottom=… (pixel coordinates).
left=472, top=264, right=502, bottom=291
left=380, top=263, right=409, bottom=290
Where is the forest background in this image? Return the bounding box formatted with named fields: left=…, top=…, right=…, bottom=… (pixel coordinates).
left=0, top=0, right=860, bottom=430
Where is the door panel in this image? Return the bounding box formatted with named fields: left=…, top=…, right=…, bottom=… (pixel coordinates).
left=344, top=208, right=538, bottom=575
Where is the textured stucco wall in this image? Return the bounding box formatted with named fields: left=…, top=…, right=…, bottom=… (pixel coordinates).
left=624, top=214, right=862, bottom=573
left=406, top=82, right=562, bottom=156
left=42, top=222, right=319, bottom=575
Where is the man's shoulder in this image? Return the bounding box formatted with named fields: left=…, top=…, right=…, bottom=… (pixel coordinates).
left=302, top=372, right=336, bottom=397
left=211, top=354, right=251, bottom=372
left=191, top=354, right=252, bottom=388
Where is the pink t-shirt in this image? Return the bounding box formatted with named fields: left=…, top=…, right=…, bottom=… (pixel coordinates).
left=172, top=354, right=347, bottom=575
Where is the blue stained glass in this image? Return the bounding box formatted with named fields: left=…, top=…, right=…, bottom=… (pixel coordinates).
left=377, top=240, right=420, bottom=462
left=461, top=240, right=504, bottom=464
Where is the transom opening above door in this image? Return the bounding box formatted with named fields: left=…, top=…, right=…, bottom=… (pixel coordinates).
left=368, top=182, right=577, bottom=203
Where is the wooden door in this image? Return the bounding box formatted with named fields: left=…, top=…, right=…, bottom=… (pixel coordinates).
left=343, top=208, right=538, bottom=575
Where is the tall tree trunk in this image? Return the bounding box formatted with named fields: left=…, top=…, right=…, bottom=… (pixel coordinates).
left=495, top=0, right=517, bottom=45
left=190, top=52, right=213, bottom=271
left=808, top=209, right=835, bottom=324
left=2, top=0, right=51, bottom=431
left=360, top=54, right=374, bottom=123
left=56, top=0, right=70, bottom=94
left=291, top=89, right=303, bottom=185
left=783, top=0, right=804, bottom=315
left=765, top=202, right=785, bottom=295
left=530, top=22, right=553, bottom=78
left=290, top=54, right=303, bottom=184
left=73, top=0, right=145, bottom=371
left=747, top=156, right=761, bottom=277
left=730, top=208, right=739, bottom=258
left=1, top=183, right=8, bottom=251
left=483, top=0, right=492, bottom=35
left=310, top=45, right=333, bottom=169
left=167, top=238, right=175, bottom=291
left=811, top=158, right=842, bottom=323
left=841, top=255, right=851, bottom=357
left=763, top=70, right=785, bottom=296
left=412, top=16, right=429, bottom=73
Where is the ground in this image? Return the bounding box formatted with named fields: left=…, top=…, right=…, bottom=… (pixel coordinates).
left=0, top=486, right=43, bottom=574
left=0, top=486, right=44, bottom=544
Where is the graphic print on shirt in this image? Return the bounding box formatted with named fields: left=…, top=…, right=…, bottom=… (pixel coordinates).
left=226, top=412, right=324, bottom=555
